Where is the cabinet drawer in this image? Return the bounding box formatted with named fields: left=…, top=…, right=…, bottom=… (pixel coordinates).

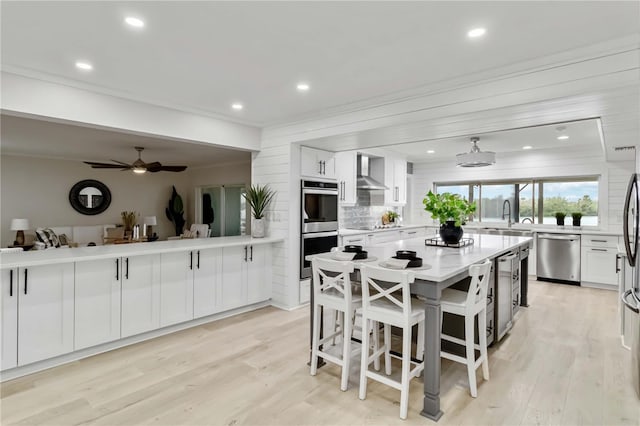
left=581, top=235, right=619, bottom=248
left=581, top=247, right=618, bottom=285
left=399, top=228, right=426, bottom=239
left=342, top=235, right=367, bottom=246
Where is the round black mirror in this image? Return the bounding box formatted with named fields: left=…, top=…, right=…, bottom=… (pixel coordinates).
left=69, top=179, right=111, bottom=215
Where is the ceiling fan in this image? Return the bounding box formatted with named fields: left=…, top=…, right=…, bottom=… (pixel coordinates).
left=83, top=147, right=188, bottom=174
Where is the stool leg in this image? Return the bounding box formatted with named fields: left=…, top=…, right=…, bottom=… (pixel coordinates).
left=332, top=310, right=340, bottom=346
left=341, top=309, right=352, bottom=391
left=478, top=308, right=490, bottom=381
left=416, top=320, right=425, bottom=361
left=384, top=323, right=392, bottom=375
left=359, top=317, right=370, bottom=400
left=372, top=320, right=381, bottom=371
left=399, top=325, right=411, bottom=420
left=310, top=303, right=322, bottom=376
left=465, top=313, right=478, bottom=398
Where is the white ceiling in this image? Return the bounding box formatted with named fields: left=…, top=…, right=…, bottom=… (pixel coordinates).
left=0, top=114, right=251, bottom=167
left=2, top=1, right=638, bottom=126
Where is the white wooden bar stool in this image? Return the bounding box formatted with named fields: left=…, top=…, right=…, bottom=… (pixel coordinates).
left=310, top=257, right=362, bottom=391
left=358, top=265, right=425, bottom=420
left=440, top=259, right=492, bottom=397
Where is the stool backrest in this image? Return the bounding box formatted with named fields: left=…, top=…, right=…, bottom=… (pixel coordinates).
left=311, top=257, right=356, bottom=304
left=360, top=265, right=415, bottom=321
left=467, top=259, right=492, bottom=307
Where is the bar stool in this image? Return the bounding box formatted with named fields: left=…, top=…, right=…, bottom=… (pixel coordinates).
left=440, top=259, right=491, bottom=397
left=358, top=265, right=425, bottom=420
left=310, top=257, right=362, bottom=391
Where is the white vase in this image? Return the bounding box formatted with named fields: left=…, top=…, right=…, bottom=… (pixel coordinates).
left=252, top=218, right=265, bottom=238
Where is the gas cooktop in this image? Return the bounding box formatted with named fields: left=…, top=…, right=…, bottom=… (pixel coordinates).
left=348, top=224, right=404, bottom=231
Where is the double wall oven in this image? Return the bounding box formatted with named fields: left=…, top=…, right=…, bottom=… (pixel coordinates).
left=300, top=180, right=338, bottom=279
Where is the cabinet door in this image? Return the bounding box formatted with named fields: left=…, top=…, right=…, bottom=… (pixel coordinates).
left=394, top=158, right=407, bottom=204
left=335, top=151, right=357, bottom=205
left=1, top=268, right=18, bottom=370
left=247, top=245, right=272, bottom=304
left=221, top=246, right=248, bottom=310
left=193, top=248, right=222, bottom=318
left=75, top=259, right=121, bottom=350
left=160, top=251, right=194, bottom=327
left=18, top=263, right=74, bottom=366
left=581, top=247, right=618, bottom=286
left=121, top=254, right=161, bottom=337
left=300, top=147, right=322, bottom=178
left=317, top=150, right=336, bottom=179
left=384, top=157, right=396, bottom=205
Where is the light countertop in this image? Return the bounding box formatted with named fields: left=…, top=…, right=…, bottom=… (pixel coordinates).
left=339, top=224, right=432, bottom=236
left=0, top=236, right=284, bottom=268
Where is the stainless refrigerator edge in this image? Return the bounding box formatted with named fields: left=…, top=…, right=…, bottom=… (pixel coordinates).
left=622, top=168, right=640, bottom=400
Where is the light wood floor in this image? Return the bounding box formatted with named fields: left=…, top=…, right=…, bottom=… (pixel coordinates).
left=1, top=280, right=639, bottom=425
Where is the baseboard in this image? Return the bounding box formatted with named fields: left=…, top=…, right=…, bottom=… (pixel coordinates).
left=270, top=301, right=309, bottom=311
left=580, top=281, right=617, bottom=291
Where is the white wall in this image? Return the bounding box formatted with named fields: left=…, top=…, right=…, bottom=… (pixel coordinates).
left=0, top=154, right=252, bottom=245
left=408, top=147, right=635, bottom=233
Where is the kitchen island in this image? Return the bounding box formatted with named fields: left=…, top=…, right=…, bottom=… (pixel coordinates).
left=308, top=232, right=533, bottom=421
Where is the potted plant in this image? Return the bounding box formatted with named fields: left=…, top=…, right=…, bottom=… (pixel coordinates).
left=121, top=211, right=138, bottom=238
left=555, top=212, right=566, bottom=226
left=382, top=210, right=399, bottom=225
left=571, top=212, right=582, bottom=227
left=165, top=186, right=186, bottom=236
left=422, top=191, right=476, bottom=244
left=242, top=184, right=275, bottom=238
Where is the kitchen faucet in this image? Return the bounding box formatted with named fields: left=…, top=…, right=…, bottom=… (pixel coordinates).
left=502, top=199, right=512, bottom=228
left=521, top=217, right=533, bottom=224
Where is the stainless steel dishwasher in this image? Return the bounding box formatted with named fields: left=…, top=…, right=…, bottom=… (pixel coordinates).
left=537, top=233, right=581, bottom=284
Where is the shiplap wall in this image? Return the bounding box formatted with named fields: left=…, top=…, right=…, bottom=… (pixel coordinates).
left=409, top=148, right=635, bottom=233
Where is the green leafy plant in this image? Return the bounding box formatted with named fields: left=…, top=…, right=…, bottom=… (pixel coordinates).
left=165, top=186, right=185, bottom=236
left=422, top=191, right=476, bottom=227
left=555, top=212, right=566, bottom=220
left=571, top=212, right=582, bottom=220
left=242, top=184, right=275, bottom=219
left=386, top=210, right=399, bottom=222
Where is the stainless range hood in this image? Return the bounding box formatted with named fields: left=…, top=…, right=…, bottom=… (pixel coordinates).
left=357, top=154, right=388, bottom=190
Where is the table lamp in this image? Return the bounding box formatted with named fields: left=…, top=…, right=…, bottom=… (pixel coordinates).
left=143, top=216, right=157, bottom=238
left=10, top=218, right=30, bottom=246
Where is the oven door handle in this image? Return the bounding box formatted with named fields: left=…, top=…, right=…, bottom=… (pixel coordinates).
left=302, top=189, right=338, bottom=196
left=302, top=231, right=339, bottom=239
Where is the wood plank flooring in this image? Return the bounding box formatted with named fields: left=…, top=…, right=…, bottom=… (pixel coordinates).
left=1, top=279, right=638, bottom=425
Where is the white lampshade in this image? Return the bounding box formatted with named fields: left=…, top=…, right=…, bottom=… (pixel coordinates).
left=10, top=218, right=30, bottom=231
left=143, top=216, right=157, bottom=226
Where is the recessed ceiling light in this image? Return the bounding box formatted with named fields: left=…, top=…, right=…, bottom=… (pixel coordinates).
left=125, top=16, right=145, bottom=28
left=231, top=103, right=243, bottom=110
left=522, top=145, right=533, bottom=150
left=75, top=61, right=93, bottom=71
left=297, top=83, right=310, bottom=91
left=557, top=135, right=570, bottom=140
left=467, top=27, right=486, bottom=38
left=427, top=150, right=435, bottom=154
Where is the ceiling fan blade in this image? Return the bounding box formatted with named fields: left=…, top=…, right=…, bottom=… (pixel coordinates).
left=148, top=165, right=188, bottom=173
left=84, top=161, right=132, bottom=169
left=110, top=160, right=133, bottom=166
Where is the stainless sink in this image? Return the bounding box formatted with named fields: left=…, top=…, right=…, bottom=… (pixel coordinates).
left=474, top=228, right=533, bottom=237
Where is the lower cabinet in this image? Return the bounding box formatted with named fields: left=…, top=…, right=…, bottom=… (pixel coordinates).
left=121, top=254, right=161, bottom=338
left=581, top=246, right=618, bottom=288
left=18, top=263, right=75, bottom=366
left=75, top=259, right=121, bottom=350
left=1, top=268, right=18, bottom=370
left=221, top=244, right=271, bottom=311
left=193, top=248, right=223, bottom=318
left=160, top=251, right=195, bottom=327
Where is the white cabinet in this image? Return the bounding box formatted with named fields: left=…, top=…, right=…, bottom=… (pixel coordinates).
left=581, top=235, right=619, bottom=289
left=1, top=268, right=18, bottom=370
left=384, top=157, right=407, bottom=206
left=193, top=248, right=223, bottom=318
left=17, top=263, right=74, bottom=366
left=335, top=151, right=357, bottom=205
left=367, top=230, right=401, bottom=245
left=75, top=259, right=121, bottom=350
left=301, top=147, right=335, bottom=179
left=121, top=254, right=161, bottom=338
left=399, top=227, right=427, bottom=239
left=160, top=251, right=195, bottom=327
left=341, top=234, right=367, bottom=246
left=221, top=244, right=271, bottom=311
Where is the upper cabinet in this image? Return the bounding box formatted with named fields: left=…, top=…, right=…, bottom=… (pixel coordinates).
left=301, top=147, right=335, bottom=179
left=384, top=157, right=407, bottom=206
left=335, top=151, right=357, bottom=205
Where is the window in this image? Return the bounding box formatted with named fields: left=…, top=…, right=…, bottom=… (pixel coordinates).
left=435, top=177, right=599, bottom=226
left=195, top=184, right=247, bottom=237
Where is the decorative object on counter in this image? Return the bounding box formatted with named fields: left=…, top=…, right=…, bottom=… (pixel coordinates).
left=243, top=184, right=275, bottom=238
left=165, top=186, right=186, bottom=236
left=571, top=212, right=582, bottom=227
left=425, top=236, right=475, bottom=248
left=142, top=216, right=157, bottom=238
left=68, top=179, right=111, bottom=215
left=382, top=210, right=399, bottom=225
left=10, top=218, right=29, bottom=246
left=422, top=190, right=476, bottom=244
left=121, top=211, right=138, bottom=238
left=555, top=212, right=566, bottom=226
left=35, top=227, right=60, bottom=248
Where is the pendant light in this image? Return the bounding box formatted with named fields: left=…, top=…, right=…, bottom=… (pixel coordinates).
left=456, top=137, right=496, bottom=167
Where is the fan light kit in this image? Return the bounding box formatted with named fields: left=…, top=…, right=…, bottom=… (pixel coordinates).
left=456, top=137, right=496, bottom=167
left=84, top=147, right=188, bottom=174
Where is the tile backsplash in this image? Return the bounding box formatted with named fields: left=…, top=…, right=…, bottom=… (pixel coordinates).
left=340, top=205, right=402, bottom=229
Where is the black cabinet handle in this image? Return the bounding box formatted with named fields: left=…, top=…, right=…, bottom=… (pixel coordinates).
left=197, top=250, right=200, bottom=269
left=24, top=268, right=28, bottom=294
left=125, top=258, right=129, bottom=280
left=244, top=246, right=248, bottom=262
left=250, top=246, right=253, bottom=261
left=9, top=270, right=13, bottom=297
left=116, top=258, right=119, bottom=280
left=616, top=254, right=621, bottom=273
left=190, top=251, right=193, bottom=270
